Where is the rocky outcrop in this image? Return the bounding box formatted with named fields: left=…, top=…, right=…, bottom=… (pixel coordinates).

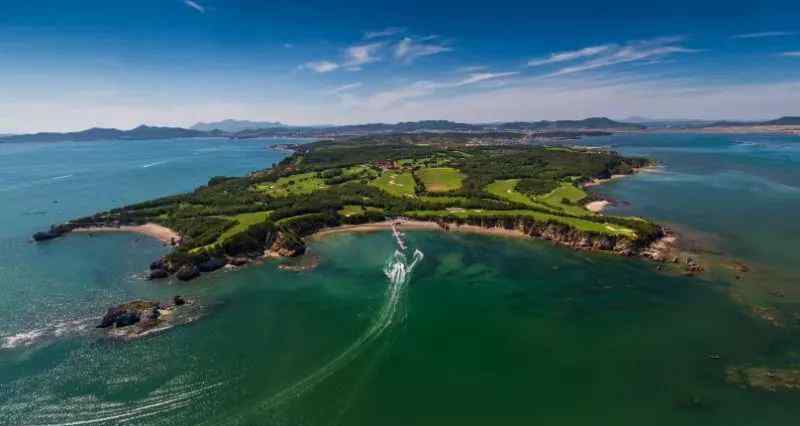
left=266, top=232, right=306, bottom=257
left=32, top=224, right=74, bottom=242
left=149, top=268, right=169, bottom=279
left=198, top=257, right=226, bottom=272
left=727, top=366, right=800, bottom=392
left=176, top=264, right=200, bottom=281
left=229, top=257, right=250, bottom=266
left=97, top=297, right=197, bottom=340
left=98, top=300, right=160, bottom=328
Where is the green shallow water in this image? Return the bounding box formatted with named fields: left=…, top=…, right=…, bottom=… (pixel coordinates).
left=3, top=231, right=799, bottom=425
left=2, top=134, right=800, bottom=425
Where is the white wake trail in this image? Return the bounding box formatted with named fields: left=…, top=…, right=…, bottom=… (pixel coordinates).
left=236, top=223, right=423, bottom=419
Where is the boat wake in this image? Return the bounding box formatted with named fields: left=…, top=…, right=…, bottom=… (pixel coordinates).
left=233, top=220, right=424, bottom=420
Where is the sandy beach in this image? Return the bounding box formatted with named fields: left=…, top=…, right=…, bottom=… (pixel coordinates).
left=72, top=223, right=180, bottom=244
left=585, top=200, right=610, bottom=213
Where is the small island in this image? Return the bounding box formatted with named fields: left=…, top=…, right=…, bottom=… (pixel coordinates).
left=35, top=133, right=674, bottom=281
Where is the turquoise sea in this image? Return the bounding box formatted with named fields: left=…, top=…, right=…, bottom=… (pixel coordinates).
left=1, top=134, right=799, bottom=425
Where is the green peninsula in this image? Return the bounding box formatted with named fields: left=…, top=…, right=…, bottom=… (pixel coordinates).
left=41, top=133, right=666, bottom=280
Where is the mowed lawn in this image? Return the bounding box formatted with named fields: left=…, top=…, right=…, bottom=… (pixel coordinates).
left=191, top=211, right=271, bottom=253
left=369, top=172, right=416, bottom=197
left=417, top=167, right=464, bottom=192
left=536, top=183, right=590, bottom=216
left=485, top=179, right=559, bottom=212
left=338, top=205, right=383, bottom=217
left=254, top=172, right=326, bottom=197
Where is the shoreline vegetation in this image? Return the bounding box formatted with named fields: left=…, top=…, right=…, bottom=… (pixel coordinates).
left=34, top=132, right=681, bottom=283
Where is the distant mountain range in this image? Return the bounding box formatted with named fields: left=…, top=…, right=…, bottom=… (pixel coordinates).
left=0, top=125, right=225, bottom=143
left=190, top=119, right=286, bottom=132
left=5, top=116, right=796, bottom=143
left=703, top=116, right=800, bottom=127
left=230, top=117, right=643, bottom=139
left=0, top=117, right=643, bottom=143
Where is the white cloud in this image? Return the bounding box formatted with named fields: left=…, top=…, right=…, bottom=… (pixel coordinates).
left=543, top=37, right=701, bottom=77
left=183, top=0, right=205, bottom=13
left=527, top=45, right=611, bottom=67
left=455, top=72, right=519, bottom=86
left=394, top=37, right=452, bottom=64
left=302, top=60, right=340, bottom=73
left=364, top=27, right=406, bottom=39
left=334, top=77, right=800, bottom=124
left=456, top=65, right=488, bottom=73
left=343, top=43, right=384, bottom=70
left=325, top=82, right=363, bottom=95
left=781, top=51, right=800, bottom=57
left=733, top=31, right=795, bottom=39
left=348, top=71, right=518, bottom=110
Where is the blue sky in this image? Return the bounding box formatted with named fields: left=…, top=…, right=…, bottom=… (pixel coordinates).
left=1, top=0, right=799, bottom=132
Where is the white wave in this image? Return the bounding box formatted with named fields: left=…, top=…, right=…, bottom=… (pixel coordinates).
left=141, top=161, right=168, bottom=168
left=51, top=174, right=73, bottom=180
left=1, top=317, right=97, bottom=350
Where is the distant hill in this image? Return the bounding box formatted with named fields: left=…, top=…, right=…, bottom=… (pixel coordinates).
left=1, top=117, right=645, bottom=143
left=762, top=116, right=800, bottom=126
left=493, top=117, right=644, bottom=131
left=0, top=125, right=224, bottom=143
left=703, top=116, right=800, bottom=128
left=191, top=119, right=286, bottom=132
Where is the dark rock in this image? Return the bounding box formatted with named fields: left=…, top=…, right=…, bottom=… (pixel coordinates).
left=148, top=307, right=161, bottom=320
left=115, top=312, right=141, bottom=327
left=149, top=268, right=169, bottom=280
left=149, top=259, right=165, bottom=270
left=98, top=300, right=159, bottom=328
left=198, top=257, right=226, bottom=272
left=32, top=230, right=61, bottom=241
left=98, top=306, right=125, bottom=328
left=173, top=295, right=186, bottom=306
left=229, top=257, right=250, bottom=266
left=176, top=265, right=200, bottom=281
left=32, top=224, right=73, bottom=242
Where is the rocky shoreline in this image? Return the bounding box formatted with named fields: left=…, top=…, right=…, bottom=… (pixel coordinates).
left=34, top=217, right=689, bottom=283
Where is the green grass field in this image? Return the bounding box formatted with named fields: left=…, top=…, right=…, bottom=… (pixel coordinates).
left=254, top=172, right=326, bottom=197
left=406, top=209, right=636, bottom=237
left=338, top=205, right=383, bottom=217
left=536, top=183, right=590, bottom=216
left=369, top=172, right=416, bottom=197
left=191, top=211, right=271, bottom=253
left=417, top=167, right=464, bottom=192
left=485, top=179, right=560, bottom=211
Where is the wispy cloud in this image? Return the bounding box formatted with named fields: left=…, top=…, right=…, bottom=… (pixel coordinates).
left=364, top=27, right=406, bottom=39
left=456, top=65, right=489, bottom=73
left=302, top=60, right=340, bottom=73
left=781, top=51, right=800, bottom=57
left=325, top=82, right=363, bottom=95
left=394, top=37, right=452, bottom=64
left=541, top=37, right=701, bottom=77
left=343, top=43, right=384, bottom=70
left=183, top=0, right=205, bottom=13
left=352, top=71, right=518, bottom=109
left=732, top=31, right=795, bottom=39
left=527, top=45, right=612, bottom=67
